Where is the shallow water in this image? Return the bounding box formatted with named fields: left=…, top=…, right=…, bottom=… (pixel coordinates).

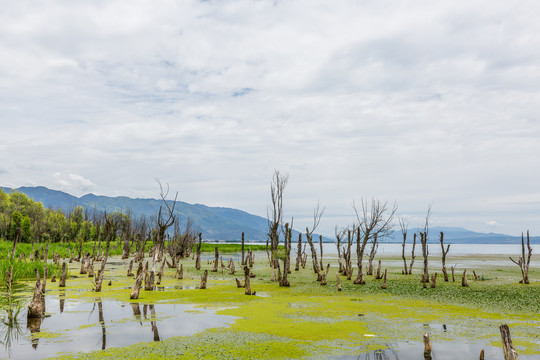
left=346, top=341, right=539, bottom=360
left=0, top=294, right=236, bottom=359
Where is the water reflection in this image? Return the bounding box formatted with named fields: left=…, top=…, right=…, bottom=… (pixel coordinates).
left=26, top=317, right=41, bottom=350
left=0, top=293, right=237, bottom=359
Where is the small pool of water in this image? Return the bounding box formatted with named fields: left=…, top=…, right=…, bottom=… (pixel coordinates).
left=0, top=294, right=236, bottom=359
left=338, top=340, right=538, bottom=360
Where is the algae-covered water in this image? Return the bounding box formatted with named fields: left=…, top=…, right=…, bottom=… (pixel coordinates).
left=1, top=251, right=539, bottom=359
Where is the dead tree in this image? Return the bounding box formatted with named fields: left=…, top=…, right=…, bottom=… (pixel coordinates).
left=440, top=231, right=450, bottom=281
left=267, top=170, right=288, bottom=273
left=319, top=235, right=324, bottom=275
left=510, top=230, right=532, bottom=284
left=241, top=232, right=245, bottom=266
left=305, top=203, right=325, bottom=280
left=335, top=226, right=346, bottom=274
left=295, top=233, right=303, bottom=271
left=399, top=217, right=408, bottom=274
left=344, top=228, right=353, bottom=279
left=154, top=179, right=178, bottom=268
left=420, top=206, right=432, bottom=284
left=409, top=232, right=417, bottom=274
left=336, top=274, right=342, bottom=291
left=366, top=235, right=379, bottom=276
left=212, top=247, right=219, bottom=272
left=353, top=198, right=397, bottom=285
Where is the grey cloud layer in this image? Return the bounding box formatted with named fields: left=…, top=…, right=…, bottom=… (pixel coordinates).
left=1, top=0, right=539, bottom=235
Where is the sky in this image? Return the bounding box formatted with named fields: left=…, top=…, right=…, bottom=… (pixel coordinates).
left=1, top=0, right=540, bottom=237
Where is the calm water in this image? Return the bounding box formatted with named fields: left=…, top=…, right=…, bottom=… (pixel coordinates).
left=0, top=294, right=236, bottom=360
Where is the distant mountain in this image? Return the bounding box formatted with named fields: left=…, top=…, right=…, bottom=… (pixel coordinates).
left=389, top=226, right=538, bottom=245
left=2, top=186, right=269, bottom=241
left=2, top=186, right=535, bottom=244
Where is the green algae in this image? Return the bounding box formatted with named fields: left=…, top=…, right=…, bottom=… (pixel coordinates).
left=10, top=251, right=537, bottom=359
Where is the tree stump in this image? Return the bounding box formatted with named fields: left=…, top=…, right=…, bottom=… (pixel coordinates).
left=59, top=262, right=67, bottom=287
left=244, top=266, right=254, bottom=295
left=28, top=269, right=43, bottom=318
left=423, top=333, right=432, bottom=360
left=130, top=272, right=143, bottom=300
left=462, top=269, right=469, bottom=287
left=176, top=263, right=183, bottom=280
left=500, top=324, right=519, bottom=360
left=127, top=259, right=134, bottom=277
left=200, top=270, right=208, bottom=289
left=381, top=269, right=387, bottom=289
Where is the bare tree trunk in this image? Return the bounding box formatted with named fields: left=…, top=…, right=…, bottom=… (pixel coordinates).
left=95, top=257, right=107, bottom=292
left=440, top=232, right=450, bottom=281
left=399, top=218, right=408, bottom=274
left=500, top=324, right=519, bottom=360
left=510, top=231, right=532, bottom=284
left=130, top=272, right=143, bottom=299
left=375, top=259, right=382, bottom=279
left=244, top=266, right=254, bottom=295
left=177, top=263, right=183, bottom=279
left=41, top=265, right=48, bottom=294
left=451, top=265, right=455, bottom=282
left=212, top=247, right=219, bottom=272
left=421, top=232, right=429, bottom=283
left=408, top=233, right=417, bottom=274
left=59, top=262, right=67, bottom=287
left=423, top=333, right=432, bottom=360
left=430, top=272, right=437, bottom=288
left=241, top=232, right=245, bottom=266
left=295, top=233, right=302, bottom=271
left=366, top=236, right=378, bottom=276
left=336, top=274, right=342, bottom=291
left=195, top=233, right=202, bottom=270
left=127, top=259, right=134, bottom=277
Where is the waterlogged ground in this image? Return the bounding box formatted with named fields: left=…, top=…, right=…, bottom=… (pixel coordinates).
left=1, top=252, right=539, bottom=359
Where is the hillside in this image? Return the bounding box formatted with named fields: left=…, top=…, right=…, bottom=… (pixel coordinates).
left=2, top=186, right=535, bottom=244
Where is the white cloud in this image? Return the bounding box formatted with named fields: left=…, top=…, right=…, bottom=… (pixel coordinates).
left=1, top=0, right=540, bottom=236
left=52, top=173, right=97, bottom=196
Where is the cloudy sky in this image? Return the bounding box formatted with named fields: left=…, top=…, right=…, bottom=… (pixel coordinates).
left=1, top=0, right=540, bottom=236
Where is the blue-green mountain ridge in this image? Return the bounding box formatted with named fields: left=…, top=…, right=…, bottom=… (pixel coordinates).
left=2, top=186, right=536, bottom=244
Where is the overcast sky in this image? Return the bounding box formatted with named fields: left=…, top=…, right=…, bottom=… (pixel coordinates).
left=1, top=0, right=540, bottom=237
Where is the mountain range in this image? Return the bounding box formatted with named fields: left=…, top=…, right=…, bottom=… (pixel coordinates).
left=1, top=186, right=536, bottom=244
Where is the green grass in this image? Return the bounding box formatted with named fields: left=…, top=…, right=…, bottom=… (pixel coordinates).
left=0, top=258, right=61, bottom=282
left=194, top=243, right=273, bottom=253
